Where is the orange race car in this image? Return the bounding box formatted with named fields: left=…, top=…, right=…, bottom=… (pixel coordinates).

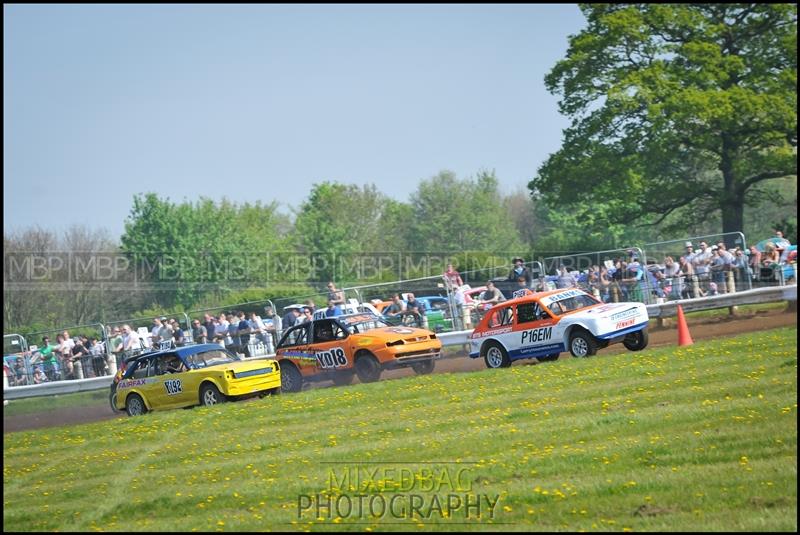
left=274, top=313, right=441, bottom=392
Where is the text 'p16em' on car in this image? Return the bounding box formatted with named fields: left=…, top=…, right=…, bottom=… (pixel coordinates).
left=469, top=288, right=649, bottom=368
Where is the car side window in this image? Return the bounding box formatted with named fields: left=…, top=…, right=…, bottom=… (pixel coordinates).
left=332, top=322, right=348, bottom=340
left=131, top=360, right=149, bottom=379
left=487, top=306, right=514, bottom=328
left=279, top=324, right=309, bottom=348
left=313, top=320, right=337, bottom=343
left=517, top=302, right=542, bottom=325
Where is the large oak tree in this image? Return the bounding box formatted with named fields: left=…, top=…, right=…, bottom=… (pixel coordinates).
left=530, top=4, right=797, bottom=235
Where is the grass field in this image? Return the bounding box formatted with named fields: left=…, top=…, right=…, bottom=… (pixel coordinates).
left=3, top=389, right=110, bottom=417
left=3, top=327, right=797, bottom=531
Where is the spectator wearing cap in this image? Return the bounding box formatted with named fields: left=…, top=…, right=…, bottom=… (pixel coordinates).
left=508, top=257, right=532, bottom=287
left=157, top=317, right=173, bottom=347
left=692, top=241, right=713, bottom=294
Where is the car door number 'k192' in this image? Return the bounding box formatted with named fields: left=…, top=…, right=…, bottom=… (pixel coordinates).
left=164, top=379, right=182, bottom=395
left=316, top=348, right=348, bottom=369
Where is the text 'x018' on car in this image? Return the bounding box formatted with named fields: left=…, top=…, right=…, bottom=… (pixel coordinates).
left=275, top=313, right=442, bottom=392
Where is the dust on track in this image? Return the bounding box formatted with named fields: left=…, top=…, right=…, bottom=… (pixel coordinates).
left=5, top=307, right=796, bottom=434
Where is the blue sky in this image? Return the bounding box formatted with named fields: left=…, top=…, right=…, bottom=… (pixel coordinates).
left=4, top=4, right=587, bottom=239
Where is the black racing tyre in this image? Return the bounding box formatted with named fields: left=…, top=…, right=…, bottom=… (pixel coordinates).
left=280, top=362, right=303, bottom=393
left=623, top=329, right=649, bottom=351
left=355, top=352, right=382, bottom=383
left=569, top=329, right=598, bottom=358
left=411, top=360, right=435, bottom=375
left=482, top=341, right=511, bottom=369
left=125, top=393, right=147, bottom=417
left=331, top=370, right=356, bottom=386
left=109, top=386, right=122, bottom=414
left=199, top=383, right=226, bottom=406
left=537, top=353, right=560, bottom=362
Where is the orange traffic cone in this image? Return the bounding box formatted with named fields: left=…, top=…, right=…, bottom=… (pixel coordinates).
left=676, top=304, right=694, bottom=346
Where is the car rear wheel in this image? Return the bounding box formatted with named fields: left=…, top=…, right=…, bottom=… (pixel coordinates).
left=483, top=341, right=511, bottom=369
left=125, top=393, right=147, bottom=417
left=623, top=329, right=649, bottom=351
left=355, top=352, right=381, bottom=383
left=280, top=362, right=303, bottom=393
left=411, top=360, right=435, bottom=375
left=109, top=386, right=122, bottom=414
left=569, top=329, right=598, bottom=358
left=200, top=383, right=226, bottom=406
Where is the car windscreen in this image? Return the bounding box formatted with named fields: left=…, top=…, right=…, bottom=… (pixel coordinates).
left=341, top=314, right=389, bottom=333
left=546, top=294, right=599, bottom=315
left=185, top=349, right=240, bottom=369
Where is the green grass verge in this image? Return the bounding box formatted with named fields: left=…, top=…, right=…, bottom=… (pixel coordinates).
left=3, top=327, right=796, bottom=531
left=682, top=301, right=788, bottom=320
left=4, top=389, right=110, bottom=417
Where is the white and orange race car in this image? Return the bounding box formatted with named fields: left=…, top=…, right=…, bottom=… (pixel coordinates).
left=469, top=288, right=649, bottom=368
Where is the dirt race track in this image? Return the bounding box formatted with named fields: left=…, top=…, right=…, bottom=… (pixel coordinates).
left=4, top=307, right=796, bottom=434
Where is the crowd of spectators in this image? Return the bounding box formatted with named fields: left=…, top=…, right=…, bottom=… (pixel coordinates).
left=7, top=237, right=795, bottom=387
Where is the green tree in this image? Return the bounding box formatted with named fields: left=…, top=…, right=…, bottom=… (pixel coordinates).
left=531, top=4, right=797, bottom=235
left=410, top=170, right=525, bottom=253
left=293, top=183, right=405, bottom=284
left=120, top=194, right=288, bottom=307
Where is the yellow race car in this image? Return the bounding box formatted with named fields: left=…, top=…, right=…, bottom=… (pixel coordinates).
left=110, top=344, right=281, bottom=416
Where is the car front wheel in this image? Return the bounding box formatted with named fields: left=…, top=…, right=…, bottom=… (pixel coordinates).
left=280, top=363, right=303, bottom=393
left=355, top=352, right=382, bottom=383
left=200, top=383, right=226, bottom=406
left=623, top=329, right=649, bottom=351
left=483, top=341, right=510, bottom=369
left=569, top=330, right=598, bottom=358
left=411, top=360, right=435, bottom=375
left=125, top=393, right=147, bottom=417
